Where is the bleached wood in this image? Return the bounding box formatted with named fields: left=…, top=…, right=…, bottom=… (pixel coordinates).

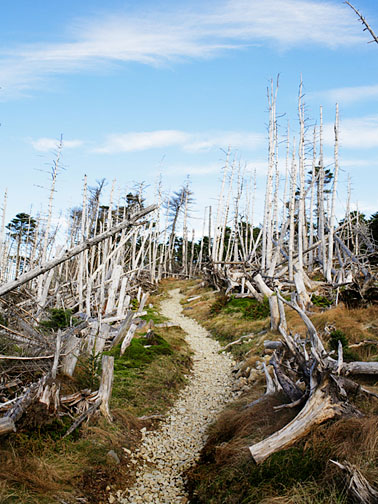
left=62, top=335, right=81, bottom=377
left=294, top=271, right=311, bottom=310
left=254, top=273, right=279, bottom=330
left=331, top=459, right=378, bottom=504
left=120, top=323, right=138, bottom=355
left=0, top=417, right=16, bottom=435
left=51, top=330, right=62, bottom=379
left=249, top=379, right=345, bottom=463
left=98, top=355, right=114, bottom=421
left=0, top=204, right=157, bottom=297
left=105, top=265, right=122, bottom=314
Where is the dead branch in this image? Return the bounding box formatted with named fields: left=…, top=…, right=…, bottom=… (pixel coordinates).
left=345, top=1, right=378, bottom=44
left=0, top=204, right=157, bottom=297
left=331, top=459, right=378, bottom=503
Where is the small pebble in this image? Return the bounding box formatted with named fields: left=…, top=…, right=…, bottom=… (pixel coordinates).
left=117, top=289, right=237, bottom=503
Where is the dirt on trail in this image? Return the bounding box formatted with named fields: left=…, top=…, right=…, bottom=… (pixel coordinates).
left=111, top=288, right=237, bottom=504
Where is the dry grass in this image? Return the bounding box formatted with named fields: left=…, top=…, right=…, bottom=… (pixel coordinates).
left=183, top=279, right=378, bottom=503
left=187, top=392, right=378, bottom=503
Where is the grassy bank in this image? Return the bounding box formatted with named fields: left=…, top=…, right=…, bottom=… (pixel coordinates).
left=179, top=280, right=378, bottom=503
left=0, top=288, right=192, bottom=504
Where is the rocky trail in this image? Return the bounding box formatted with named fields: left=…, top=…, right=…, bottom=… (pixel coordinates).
left=113, top=289, right=237, bottom=503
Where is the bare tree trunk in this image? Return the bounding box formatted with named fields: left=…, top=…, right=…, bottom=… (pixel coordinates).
left=297, top=79, right=306, bottom=272
left=288, top=137, right=297, bottom=281
left=308, top=126, right=316, bottom=270
left=326, top=104, right=340, bottom=282
left=0, top=205, right=157, bottom=297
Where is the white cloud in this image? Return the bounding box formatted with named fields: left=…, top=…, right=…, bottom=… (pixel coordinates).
left=94, top=129, right=264, bottom=154
left=164, top=163, right=221, bottom=176
left=0, top=0, right=365, bottom=98
left=316, top=84, right=378, bottom=105
left=94, top=130, right=189, bottom=153
left=184, top=132, right=264, bottom=152
left=324, top=115, right=378, bottom=149
left=31, top=137, right=83, bottom=152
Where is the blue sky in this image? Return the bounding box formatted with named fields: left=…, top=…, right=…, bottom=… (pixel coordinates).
left=1, top=0, right=378, bottom=234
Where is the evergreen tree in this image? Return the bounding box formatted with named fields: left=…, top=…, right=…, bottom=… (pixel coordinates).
left=6, top=213, right=37, bottom=275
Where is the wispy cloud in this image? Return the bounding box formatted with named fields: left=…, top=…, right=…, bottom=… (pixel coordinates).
left=164, top=163, right=221, bottom=176
left=0, top=0, right=365, bottom=98
left=30, top=137, right=83, bottom=152
left=94, top=130, right=264, bottom=154
left=316, top=84, right=378, bottom=105
left=324, top=115, right=378, bottom=149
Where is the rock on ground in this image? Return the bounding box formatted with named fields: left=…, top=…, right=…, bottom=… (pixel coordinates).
left=115, top=288, right=236, bottom=504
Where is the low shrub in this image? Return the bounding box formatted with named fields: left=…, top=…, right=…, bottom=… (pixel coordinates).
left=39, top=308, right=79, bottom=330
left=328, top=329, right=359, bottom=362
left=223, top=296, right=270, bottom=320
left=311, top=294, right=332, bottom=308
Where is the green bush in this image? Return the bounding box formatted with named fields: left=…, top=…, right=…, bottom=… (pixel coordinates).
left=39, top=308, right=79, bottom=330
left=312, top=294, right=333, bottom=308
left=328, top=329, right=359, bottom=362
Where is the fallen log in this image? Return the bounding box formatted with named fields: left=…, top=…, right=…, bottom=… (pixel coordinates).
left=0, top=204, right=157, bottom=298
left=249, top=378, right=352, bottom=464
left=0, top=417, right=16, bottom=435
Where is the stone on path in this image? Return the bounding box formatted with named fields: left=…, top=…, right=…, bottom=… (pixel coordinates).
left=117, top=288, right=236, bottom=503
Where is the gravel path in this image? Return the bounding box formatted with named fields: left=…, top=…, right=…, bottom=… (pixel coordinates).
left=115, top=288, right=236, bottom=504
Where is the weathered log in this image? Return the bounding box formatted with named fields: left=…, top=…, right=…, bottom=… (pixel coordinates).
left=6, top=376, right=47, bottom=424
left=98, top=355, right=114, bottom=422
left=264, top=340, right=283, bottom=350
left=344, top=361, right=378, bottom=375
left=120, top=323, right=138, bottom=355
left=245, top=280, right=264, bottom=302
left=110, top=311, right=134, bottom=348
left=51, top=330, right=62, bottom=379
left=254, top=273, right=280, bottom=330
left=62, top=335, right=81, bottom=377
left=249, top=379, right=350, bottom=464
left=331, top=459, right=378, bottom=504
left=294, top=271, right=311, bottom=310
left=0, top=417, right=16, bottom=435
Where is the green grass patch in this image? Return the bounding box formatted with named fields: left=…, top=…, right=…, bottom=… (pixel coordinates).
left=187, top=424, right=347, bottom=504
left=225, top=297, right=270, bottom=320
left=141, top=306, right=169, bottom=325
left=312, top=294, right=333, bottom=308
left=104, top=327, right=191, bottom=415
left=210, top=294, right=270, bottom=320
